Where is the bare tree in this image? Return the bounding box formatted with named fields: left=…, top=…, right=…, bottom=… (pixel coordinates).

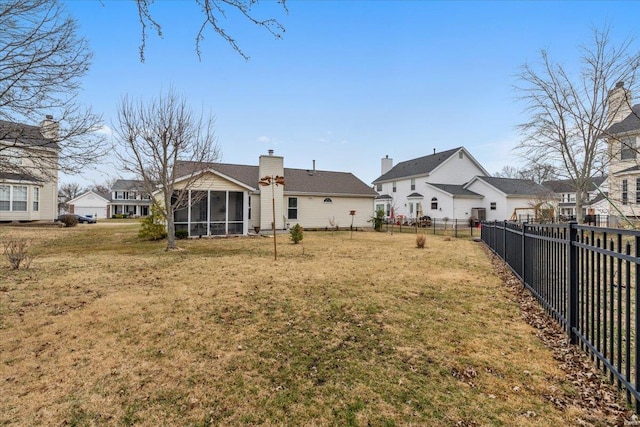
left=516, top=27, right=640, bottom=223
left=494, top=162, right=557, bottom=184
left=0, top=0, right=105, bottom=179
left=494, top=165, right=522, bottom=179
left=114, top=88, right=220, bottom=250
left=58, top=182, right=85, bottom=211
left=90, top=178, right=118, bottom=196
left=135, top=0, right=287, bottom=62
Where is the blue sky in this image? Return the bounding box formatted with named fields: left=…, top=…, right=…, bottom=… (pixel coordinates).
left=61, top=0, right=640, bottom=187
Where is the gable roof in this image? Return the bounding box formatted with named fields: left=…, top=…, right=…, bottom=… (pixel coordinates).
left=607, top=104, right=640, bottom=135
left=111, top=179, right=146, bottom=192
left=0, top=172, right=44, bottom=183
left=427, top=183, right=482, bottom=198
left=0, top=120, right=59, bottom=150
left=372, top=147, right=465, bottom=183
left=175, top=161, right=377, bottom=197
left=68, top=190, right=111, bottom=205
left=467, top=176, right=548, bottom=197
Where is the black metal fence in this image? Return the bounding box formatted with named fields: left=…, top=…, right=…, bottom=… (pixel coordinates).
left=383, top=218, right=479, bottom=238
left=482, top=221, right=640, bottom=411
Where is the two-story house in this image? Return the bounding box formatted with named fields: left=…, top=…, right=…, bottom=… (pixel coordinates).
left=605, top=82, right=640, bottom=221
left=109, top=179, right=152, bottom=218
left=0, top=117, right=59, bottom=222
left=372, top=147, right=549, bottom=223
left=542, top=176, right=609, bottom=220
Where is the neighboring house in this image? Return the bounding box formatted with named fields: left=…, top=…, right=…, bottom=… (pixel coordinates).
left=542, top=176, right=608, bottom=220
left=605, top=82, right=640, bottom=220
left=109, top=179, right=152, bottom=218
left=67, top=190, right=110, bottom=219
left=464, top=176, right=550, bottom=221
left=0, top=117, right=59, bottom=222
left=161, top=150, right=378, bottom=237
left=371, top=147, right=550, bottom=222
left=371, top=147, right=490, bottom=222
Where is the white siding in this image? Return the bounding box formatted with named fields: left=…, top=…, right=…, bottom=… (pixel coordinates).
left=290, top=195, right=373, bottom=229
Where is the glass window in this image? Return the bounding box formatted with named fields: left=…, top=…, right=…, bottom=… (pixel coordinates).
left=376, top=183, right=382, bottom=191
left=490, top=202, right=497, bottom=210
left=115, top=191, right=124, bottom=200
left=288, top=197, right=298, bottom=219
left=0, top=185, right=9, bottom=211
left=248, top=195, right=252, bottom=220
left=622, top=179, right=628, bottom=205
left=12, top=186, right=27, bottom=211
left=431, top=197, right=438, bottom=210
left=409, top=203, right=414, bottom=214
left=636, top=178, right=640, bottom=204
left=323, top=197, right=332, bottom=203
left=621, top=137, right=636, bottom=160
left=33, top=187, right=40, bottom=212
left=410, top=178, right=415, bottom=191
left=392, top=182, right=397, bottom=192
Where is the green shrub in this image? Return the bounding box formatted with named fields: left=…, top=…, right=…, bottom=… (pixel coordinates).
left=289, top=223, right=303, bottom=244
left=58, top=214, right=78, bottom=227
left=175, top=230, right=189, bottom=239
left=138, top=205, right=167, bottom=241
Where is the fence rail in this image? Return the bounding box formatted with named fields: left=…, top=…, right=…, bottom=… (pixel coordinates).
left=482, top=221, right=640, bottom=411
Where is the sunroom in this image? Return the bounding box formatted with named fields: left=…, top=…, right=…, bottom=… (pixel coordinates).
left=173, top=189, right=247, bottom=237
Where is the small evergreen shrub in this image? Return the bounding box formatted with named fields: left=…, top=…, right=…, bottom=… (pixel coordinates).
left=416, top=234, right=426, bottom=249
left=175, top=230, right=189, bottom=239
left=138, top=205, right=167, bottom=241
left=289, top=223, right=303, bottom=244
left=370, top=208, right=385, bottom=232
left=58, top=214, right=78, bottom=227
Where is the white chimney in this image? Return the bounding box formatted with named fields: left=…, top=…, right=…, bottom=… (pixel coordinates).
left=268, top=149, right=274, bottom=156
left=40, top=115, right=59, bottom=140
left=608, top=81, right=632, bottom=126
left=381, top=155, right=393, bottom=175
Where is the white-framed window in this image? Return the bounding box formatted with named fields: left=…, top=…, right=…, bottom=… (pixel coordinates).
left=323, top=197, right=332, bottom=203
left=409, top=203, right=414, bottom=214
left=376, top=183, right=382, bottom=191
left=410, top=178, right=415, bottom=191
left=431, top=197, right=438, bottom=210
left=115, top=191, right=124, bottom=200
left=12, top=185, right=27, bottom=211
left=490, top=202, right=496, bottom=210
left=33, top=187, right=40, bottom=212
left=623, top=179, right=629, bottom=205
left=0, top=185, right=9, bottom=211
left=288, top=197, right=298, bottom=219
left=392, top=182, right=397, bottom=192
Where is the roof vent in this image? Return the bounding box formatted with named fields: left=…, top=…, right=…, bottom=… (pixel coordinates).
left=268, top=149, right=274, bottom=156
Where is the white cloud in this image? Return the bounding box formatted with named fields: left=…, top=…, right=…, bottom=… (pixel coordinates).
left=96, top=124, right=113, bottom=136
left=257, top=135, right=270, bottom=143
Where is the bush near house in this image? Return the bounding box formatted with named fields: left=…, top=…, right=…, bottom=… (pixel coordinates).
left=138, top=205, right=167, bottom=241
left=57, top=214, right=78, bottom=227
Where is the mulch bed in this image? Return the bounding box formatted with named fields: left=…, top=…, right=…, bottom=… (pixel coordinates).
left=481, top=243, right=639, bottom=426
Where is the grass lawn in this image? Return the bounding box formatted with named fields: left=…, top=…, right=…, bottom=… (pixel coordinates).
left=0, top=224, right=630, bottom=426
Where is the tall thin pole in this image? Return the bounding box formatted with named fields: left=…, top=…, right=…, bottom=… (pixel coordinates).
left=272, top=180, right=277, bottom=260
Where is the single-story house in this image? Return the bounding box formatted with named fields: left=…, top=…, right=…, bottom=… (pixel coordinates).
left=163, top=150, right=378, bottom=237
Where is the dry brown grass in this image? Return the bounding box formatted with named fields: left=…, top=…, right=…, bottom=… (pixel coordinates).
left=0, top=224, right=629, bottom=426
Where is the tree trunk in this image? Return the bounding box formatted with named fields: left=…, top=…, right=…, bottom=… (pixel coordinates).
left=575, top=189, right=584, bottom=224
left=165, top=196, right=177, bottom=250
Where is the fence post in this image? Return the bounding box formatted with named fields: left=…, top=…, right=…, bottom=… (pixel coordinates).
left=567, top=221, right=579, bottom=345
left=502, top=221, right=507, bottom=259
left=521, top=222, right=527, bottom=284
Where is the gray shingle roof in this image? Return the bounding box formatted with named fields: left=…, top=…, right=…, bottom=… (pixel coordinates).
left=613, top=165, right=640, bottom=175
left=111, top=179, right=146, bottom=191
left=475, top=176, right=548, bottom=196
left=542, top=176, right=607, bottom=192
left=0, top=120, right=58, bottom=149
left=607, top=104, right=640, bottom=134
left=428, top=183, right=482, bottom=197
left=372, top=147, right=463, bottom=183
left=175, top=161, right=377, bottom=197
left=407, top=192, right=423, bottom=198
left=0, top=172, right=43, bottom=183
